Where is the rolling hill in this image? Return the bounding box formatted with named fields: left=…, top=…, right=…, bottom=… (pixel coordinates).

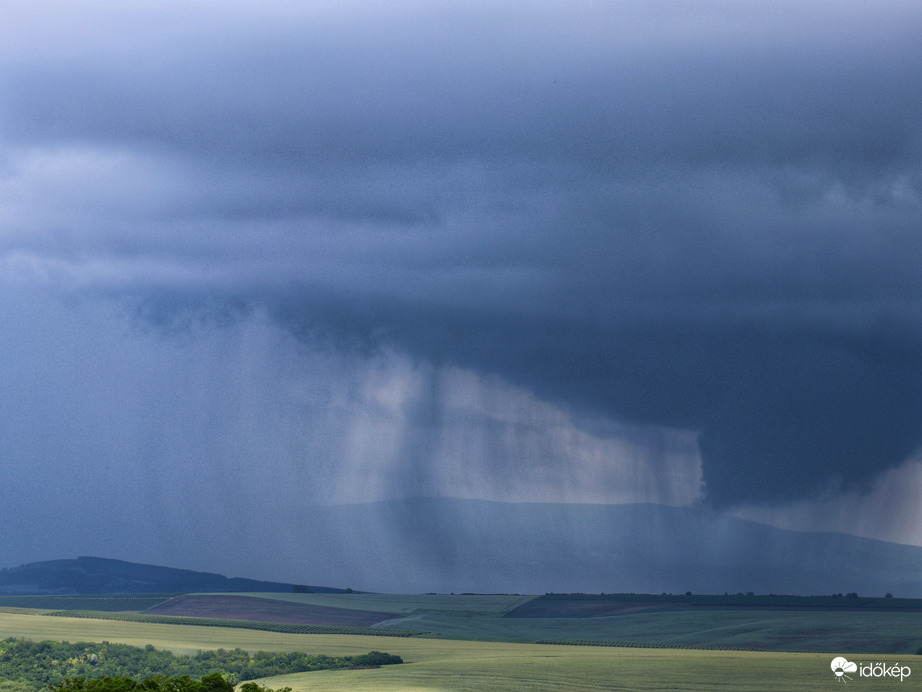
left=0, top=556, right=345, bottom=595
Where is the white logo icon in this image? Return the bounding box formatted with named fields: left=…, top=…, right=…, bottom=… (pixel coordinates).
left=831, top=657, right=857, bottom=683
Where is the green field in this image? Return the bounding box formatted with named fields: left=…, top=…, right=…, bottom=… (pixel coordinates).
left=389, top=607, right=922, bottom=653
left=244, top=593, right=533, bottom=616
left=257, top=647, right=910, bottom=692
left=2, top=595, right=921, bottom=691
left=4, top=610, right=917, bottom=691
left=173, top=592, right=922, bottom=654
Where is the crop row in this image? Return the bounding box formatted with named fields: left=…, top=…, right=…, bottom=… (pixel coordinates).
left=43, top=610, right=427, bottom=637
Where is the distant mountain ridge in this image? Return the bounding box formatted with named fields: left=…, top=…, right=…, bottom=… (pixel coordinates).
left=0, top=556, right=345, bottom=595
left=286, top=498, right=922, bottom=596
left=5, top=500, right=922, bottom=597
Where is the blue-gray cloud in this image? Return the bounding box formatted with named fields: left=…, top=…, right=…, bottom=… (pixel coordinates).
left=1, top=0, right=921, bottom=509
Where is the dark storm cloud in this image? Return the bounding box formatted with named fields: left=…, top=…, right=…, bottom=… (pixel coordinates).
left=2, top=0, right=922, bottom=507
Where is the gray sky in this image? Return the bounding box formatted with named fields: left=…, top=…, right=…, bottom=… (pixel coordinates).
left=1, top=1, right=921, bottom=584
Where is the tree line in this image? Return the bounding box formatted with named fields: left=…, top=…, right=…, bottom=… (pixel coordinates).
left=50, top=674, right=281, bottom=692
left=0, top=639, right=401, bottom=692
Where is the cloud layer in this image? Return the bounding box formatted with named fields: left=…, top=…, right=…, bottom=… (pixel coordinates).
left=2, top=0, right=921, bottom=522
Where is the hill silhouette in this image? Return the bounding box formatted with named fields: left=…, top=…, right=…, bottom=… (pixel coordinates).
left=0, top=556, right=345, bottom=595
left=6, top=500, right=922, bottom=597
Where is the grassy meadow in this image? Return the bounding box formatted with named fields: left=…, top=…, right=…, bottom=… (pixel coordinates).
left=0, top=594, right=922, bottom=692
left=256, top=647, right=889, bottom=692
left=393, top=608, right=922, bottom=652
left=2, top=608, right=921, bottom=691
left=212, top=592, right=922, bottom=654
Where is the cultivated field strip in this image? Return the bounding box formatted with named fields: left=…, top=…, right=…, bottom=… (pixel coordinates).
left=536, top=638, right=832, bottom=653
left=44, top=610, right=428, bottom=637
left=507, top=592, right=922, bottom=618
left=0, top=595, right=178, bottom=611
left=249, top=592, right=535, bottom=615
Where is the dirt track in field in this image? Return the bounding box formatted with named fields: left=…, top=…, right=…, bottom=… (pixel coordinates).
left=145, top=594, right=397, bottom=627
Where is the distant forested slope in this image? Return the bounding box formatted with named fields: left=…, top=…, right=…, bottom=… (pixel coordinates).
left=0, top=557, right=346, bottom=596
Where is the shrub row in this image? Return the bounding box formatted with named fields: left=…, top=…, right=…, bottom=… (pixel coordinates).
left=50, top=673, right=282, bottom=692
